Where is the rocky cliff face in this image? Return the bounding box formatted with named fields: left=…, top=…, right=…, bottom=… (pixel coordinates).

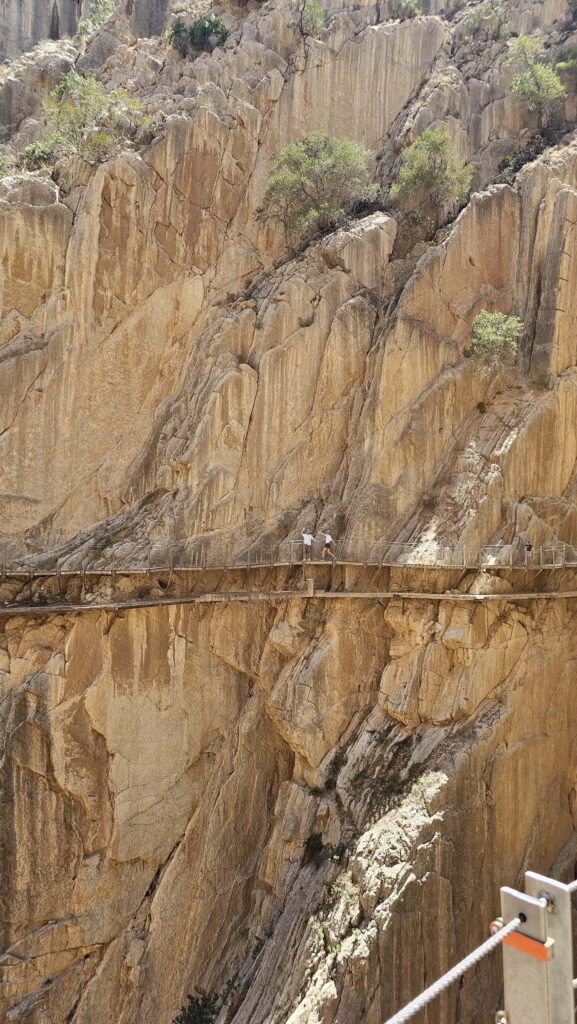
left=0, top=0, right=86, bottom=60
left=2, top=0, right=577, bottom=1022
left=0, top=0, right=168, bottom=60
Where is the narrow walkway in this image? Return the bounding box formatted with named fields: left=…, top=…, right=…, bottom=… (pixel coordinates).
left=1, top=587, right=577, bottom=617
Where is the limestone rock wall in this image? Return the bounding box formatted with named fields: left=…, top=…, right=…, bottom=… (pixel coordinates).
left=2, top=0, right=577, bottom=1022
left=0, top=0, right=169, bottom=60
left=1, top=586, right=577, bottom=1023
left=0, top=0, right=87, bottom=60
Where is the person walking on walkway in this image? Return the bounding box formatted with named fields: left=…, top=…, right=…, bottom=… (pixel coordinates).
left=525, top=538, right=533, bottom=565
left=322, top=528, right=336, bottom=561
left=302, top=527, right=314, bottom=562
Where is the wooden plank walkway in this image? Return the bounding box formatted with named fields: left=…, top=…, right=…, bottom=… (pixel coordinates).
left=1, top=587, right=576, bottom=617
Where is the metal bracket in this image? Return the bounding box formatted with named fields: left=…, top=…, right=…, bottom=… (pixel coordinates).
left=500, top=875, right=574, bottom=1024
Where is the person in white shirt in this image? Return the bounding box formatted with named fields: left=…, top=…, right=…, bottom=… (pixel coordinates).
left=322, top=529, right=335, bottom=561
left=302, top=527, right=314, bottom=562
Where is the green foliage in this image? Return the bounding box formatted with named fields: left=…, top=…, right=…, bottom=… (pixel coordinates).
left=23, top=140, right=54, bottom=167
left=462, top=0, right=508, bottom=38
left=505, top=33, right=565, bottom=127
left=505, top=33, right=543, bottom=68
left=389, top=123, right=473, bottom=226
left=511, top=64, right=566, bottom=127
left=173, top=989, right=218, bottom=1024
left=166, top=14, right=228, bottom=55
left=398, top=0, right=420, bottom=17
left=471, top=311, right=523, bottom=376
left=0, top=152, right=14, bottom=175
left=258, top=131, right=378, bottom=240
left=77, top=0, right=115, bottom=37
left=301, top=0, right=326, bottom=36
left=165, top=18, right=190, bottom=56
left=554, top=46, right=577, bottom=81
left=31, top=69, right=147, bottom=164
left=189, top=14, right=229, bottom=51
left=499, top=134, right=546, bottom=181
left=329, top=842, right=348, bottom=863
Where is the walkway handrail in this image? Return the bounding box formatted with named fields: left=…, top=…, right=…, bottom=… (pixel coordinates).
left=384, top=914, right=524, bottom=1024
left=1, top=540, right=576, bottom=574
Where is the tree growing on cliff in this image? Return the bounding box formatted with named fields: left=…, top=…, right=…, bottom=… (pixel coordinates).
left=463, top=0, right=508, bottom=39
left=166, top=14, right=229, bottom=55
left=506, top=34, right=566, bottom=128
left=389, top=123, right=473, bottom=228
left=26, top=69, right=148, bottom=165
left=77, top=0, right=115, bottom=37
left=300, top=0, right=326, bottom=37
left=470, top=311, right=523, bottom=376
left=257, top=132, right=379, bottom=240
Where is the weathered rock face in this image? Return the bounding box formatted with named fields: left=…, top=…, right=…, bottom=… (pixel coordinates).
left=1, top=585, right=577, bottom=1023
left=2, top=0, right=577, bottom=1022
left=0, top=0, right=87, bottom=60
left=0, top=0, right=169, bottom=59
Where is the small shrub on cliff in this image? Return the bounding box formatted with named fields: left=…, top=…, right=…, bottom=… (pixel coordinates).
left=471, top=311, right=523, bottom=376
left=22, top=140, right=53, bottom=168
left=555, top=46, right=577, bottom=83
left=189, top=14, right=229, bottom=51
left=167, top=14, right=229, bottom=55
left=463, top=0, right=508, bottom=38
left=498, top=134, right=547, bottom=182
left=257, top=131, right=379, bottom=240
left=389, top=123, right=473, bottom=228
left=31, top=69, right=148, bottom=164
left=77, top=0, right=115, bottom=37
left=166, top=18, right=190, bottom=56
left=301, top=0, right=326, bottom=37
left=506, top=34, right=566, bottom=128
left=0, top=152, right=14, bottom=175
left=398, top=0, right=420, bottom=17
left=173, top=988, right=218, bottom=1024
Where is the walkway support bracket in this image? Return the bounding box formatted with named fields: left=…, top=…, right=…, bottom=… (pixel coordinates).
left=500, top=874, right=574, bottom=1024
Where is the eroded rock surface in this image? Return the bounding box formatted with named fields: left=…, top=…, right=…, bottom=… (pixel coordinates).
left=2, top=0, right=577, bottom=1022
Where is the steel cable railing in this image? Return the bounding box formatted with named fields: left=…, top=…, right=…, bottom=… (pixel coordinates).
left=383, top=914, right=524, bottom=1024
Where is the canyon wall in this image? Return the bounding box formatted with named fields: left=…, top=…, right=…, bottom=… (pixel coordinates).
left=0, top=0, right=86, bottom=60
left=1, top=579, right=577, bottom=1023
left=2, top=0, right=577, bottom=1022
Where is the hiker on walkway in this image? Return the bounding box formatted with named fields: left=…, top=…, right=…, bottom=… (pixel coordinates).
left=525, top=538, right=533, bottom=565
left=322, top=528, right=336, bottom=561
left=302, top=527, right=314, bottom=562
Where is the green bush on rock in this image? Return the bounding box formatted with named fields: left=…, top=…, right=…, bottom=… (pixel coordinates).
left=189, top=14, right=229, bottom=51
left=166, top=14, right=229, bottom=55
left=389, top=123, right=473, bottom=228
left=462, top=0, right=508, bottom=39
left=77, top=0, right=115, bottom=37
left=398, top=0, right=420, bottom=17
left=0, top=153, right=14, bottom=175
left=25, top=69, right=148, bottom=166
left=471, top=311, right=523, bottom=376
left=301, top=0, right=326, bottom=37
left=173, top=989, right=219, bottom=1024
left=257, top=131, right=379, bottom=240
left=506, top=34, right=566, bottom=128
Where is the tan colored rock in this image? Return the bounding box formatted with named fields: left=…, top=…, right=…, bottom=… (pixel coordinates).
left=3, top=4, right=577, bottom=1024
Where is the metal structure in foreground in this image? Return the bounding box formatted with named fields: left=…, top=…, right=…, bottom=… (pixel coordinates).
left=384, top=872, right=577, bottom=1024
